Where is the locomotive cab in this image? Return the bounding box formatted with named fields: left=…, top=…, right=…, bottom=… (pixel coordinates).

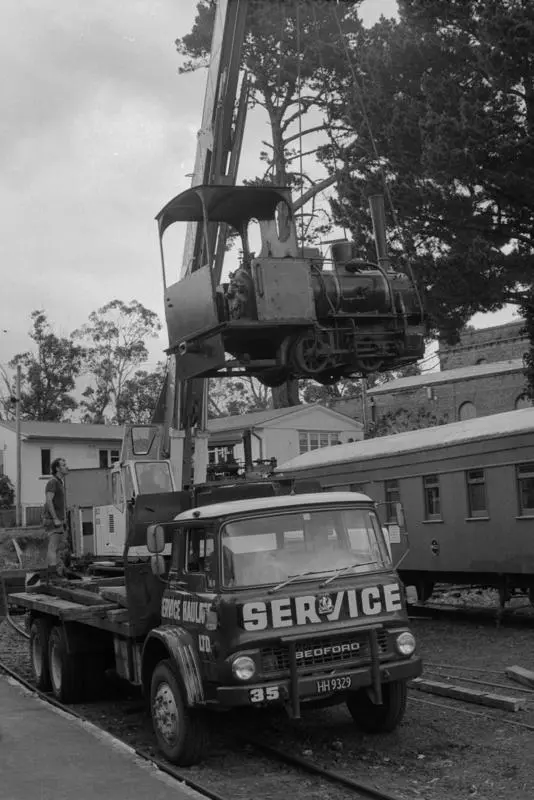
left=156, top=185, right=425, bottom=386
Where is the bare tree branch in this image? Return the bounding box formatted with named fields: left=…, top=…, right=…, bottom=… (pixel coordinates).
left=293, top=174, right=338, bottom=213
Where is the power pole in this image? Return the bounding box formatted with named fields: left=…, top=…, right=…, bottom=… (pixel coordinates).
left=361, top=377, right=368, bottom=438
left=15, top=364, right=22, bottom=527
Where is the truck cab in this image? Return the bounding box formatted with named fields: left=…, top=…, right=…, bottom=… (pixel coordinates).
left=143, top=491, right=422, bottom=765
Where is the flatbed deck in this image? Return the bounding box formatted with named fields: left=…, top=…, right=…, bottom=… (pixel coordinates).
left=7, top=577, right=141, bottom=636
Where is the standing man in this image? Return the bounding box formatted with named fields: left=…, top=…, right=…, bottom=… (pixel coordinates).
left=43, top=457, right=69, bottom=579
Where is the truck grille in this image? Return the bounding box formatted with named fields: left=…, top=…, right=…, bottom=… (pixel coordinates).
left=260, top=630, right=390, bottom=675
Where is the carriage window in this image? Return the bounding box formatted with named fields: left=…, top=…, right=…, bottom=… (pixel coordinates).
left=384, top=479, right=401, bottom=523
left=466, top=469, right=487, bottom=518
left=423, top=474, right=441, bottom=520
left=517, top=463, right=534, bottom=516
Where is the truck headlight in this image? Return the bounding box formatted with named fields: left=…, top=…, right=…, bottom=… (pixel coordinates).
left=395, top=631, right=416, bottom=656
left=231, top=655, right=256, bottom=681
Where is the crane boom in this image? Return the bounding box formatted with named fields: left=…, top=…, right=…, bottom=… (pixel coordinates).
left=154, top=0, right=249, bottom=489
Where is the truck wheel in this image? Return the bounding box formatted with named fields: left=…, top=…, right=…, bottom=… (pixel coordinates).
left=347, top=680, right=407, bottom=733
left=30, top=618, right=52, bottom=692
left=48, top=625, right=84, bottom=704
left=150, top=659, right=209, bottom=766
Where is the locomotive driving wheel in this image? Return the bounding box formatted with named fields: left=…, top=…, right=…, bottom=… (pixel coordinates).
left=354, top=337, right=384, bottom=374
left=290, top=330, right=333, bottom=377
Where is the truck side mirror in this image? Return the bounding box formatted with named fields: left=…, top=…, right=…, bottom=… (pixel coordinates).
left=147, top=523, right=165, bottom=553
left=150, top=554, right=166, bottom=577
left=395, top=502, right=405, bottom=527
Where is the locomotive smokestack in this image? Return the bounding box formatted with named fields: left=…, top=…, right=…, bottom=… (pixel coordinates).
left=368, top=194, right=392, bottom=272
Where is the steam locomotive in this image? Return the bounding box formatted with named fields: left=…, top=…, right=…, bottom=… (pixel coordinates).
left=157, top=185, right=425, bottom=387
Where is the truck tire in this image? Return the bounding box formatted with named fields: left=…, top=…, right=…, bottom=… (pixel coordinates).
left=30, top=618, right=52, bottom=692
left=346, top=679, right=408, bottom=733
left=48, top=625, right=84, bottom=704
left=150, top=659, right=209, bottom=766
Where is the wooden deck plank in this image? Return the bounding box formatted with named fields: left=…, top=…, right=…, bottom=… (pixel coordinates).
left=411, top=677, right=527, bottom=712
left=8, top=592, right=118, bottom=621
left=505, top=666, right=534, bottom=690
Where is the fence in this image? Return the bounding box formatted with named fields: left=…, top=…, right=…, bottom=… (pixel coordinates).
left=0, top=506, right=42, bottom=528
left=0, top=508, right=16, bottom=528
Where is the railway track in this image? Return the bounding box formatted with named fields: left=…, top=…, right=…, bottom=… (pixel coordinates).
left=408, top=600, right=534, bottom=628
left=0, top=655, right=406, bottom=800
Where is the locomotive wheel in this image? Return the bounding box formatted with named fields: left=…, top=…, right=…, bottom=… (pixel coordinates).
left=354, top=337, right=384, bottom=374
left=290, top=331, right=332, bottom=376
left=151, top=659, right=210, bottom=766
left=347, top=679, right=408, bottom=733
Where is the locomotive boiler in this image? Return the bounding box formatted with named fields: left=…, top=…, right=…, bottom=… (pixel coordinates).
left=157, top=185, right=425, bottom=386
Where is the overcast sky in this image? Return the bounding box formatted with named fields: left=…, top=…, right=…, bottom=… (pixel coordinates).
left=0, top=0, right=517, bottom=374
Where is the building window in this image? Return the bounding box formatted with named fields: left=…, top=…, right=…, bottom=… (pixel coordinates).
left=517, top=463, right=534, bottom=516
left=41, top=449, right=51, bottom=476
left=459, top=401, right=477, bottom=421
left=423, top=474, right=441, bottom=520
left=384, top=479, right=401, bottom=522
left=99, top=449, right=120, bottom=469
left=515, top=393, right=532, bottom=410
left=466, top=469, right=487, bottom=517
left=298, top=431, right=341, bottom=454
left=208, top=445, right=234, bottom=465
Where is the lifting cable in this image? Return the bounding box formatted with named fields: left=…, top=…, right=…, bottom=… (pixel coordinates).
left=295, top=0, right=305, bottom=254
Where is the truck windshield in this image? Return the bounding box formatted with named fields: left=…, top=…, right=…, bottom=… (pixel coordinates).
left=135, top=462, right=173, bottom=494
left=221, top=506, right=388, bottom=589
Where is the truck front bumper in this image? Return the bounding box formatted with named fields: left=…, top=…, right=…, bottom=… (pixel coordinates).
left=216, top=655, right=422, bottom=711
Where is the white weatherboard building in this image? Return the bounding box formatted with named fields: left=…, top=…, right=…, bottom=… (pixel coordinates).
left=0, top=405, right=363, bottom=526
left=207, top=405, right=363, bottom=469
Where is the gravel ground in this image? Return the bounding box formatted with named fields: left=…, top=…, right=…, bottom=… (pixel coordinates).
left=2, top=610, right=534, bottom=800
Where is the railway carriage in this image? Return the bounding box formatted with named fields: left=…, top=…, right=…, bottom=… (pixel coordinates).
left=275, top=407, right=534, bottom=604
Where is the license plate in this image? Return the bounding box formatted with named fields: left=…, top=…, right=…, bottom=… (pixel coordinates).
left=316, top=675, right=352, bottom=694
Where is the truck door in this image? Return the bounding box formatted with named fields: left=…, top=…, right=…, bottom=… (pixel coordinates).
left=175, top=525, right=218, bottom=669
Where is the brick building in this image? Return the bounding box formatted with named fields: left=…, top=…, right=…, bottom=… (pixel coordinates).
left=365, top=320, right=531, bottom=426
left=438, top=320, right=528, bottom=370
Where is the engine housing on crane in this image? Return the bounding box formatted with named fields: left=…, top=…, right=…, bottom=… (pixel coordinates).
left=157, top=185, right=425, bottom=387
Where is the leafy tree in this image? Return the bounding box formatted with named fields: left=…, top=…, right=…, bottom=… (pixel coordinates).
left=208, top=376, right=272, bottom=418
left=115, top=363, right=166, bottom=424
left=368, top=406, right=448, bottom=438
left=320, top=0, right=534, bottom=359
left=300, top=363, right=421, bottom=409
left=8, top=311, right=84, bottom=421
left=74, top=300, right=162, bottom=423
left=177, top=0, right=364, bottom=408
left=0, top=475, right=14, bottom=508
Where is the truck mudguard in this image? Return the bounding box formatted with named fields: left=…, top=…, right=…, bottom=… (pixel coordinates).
left=143, top=625, right=204, bottom=706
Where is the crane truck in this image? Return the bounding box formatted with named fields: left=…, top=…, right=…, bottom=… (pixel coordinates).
left=7, top=0, right=423, bottom=765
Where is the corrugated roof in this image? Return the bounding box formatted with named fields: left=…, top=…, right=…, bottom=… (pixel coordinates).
left=368, top=359, right=524, bottom=395
left=0, top=420, right=124, bottom=441
left=275, top=406, right=534, bottom=473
